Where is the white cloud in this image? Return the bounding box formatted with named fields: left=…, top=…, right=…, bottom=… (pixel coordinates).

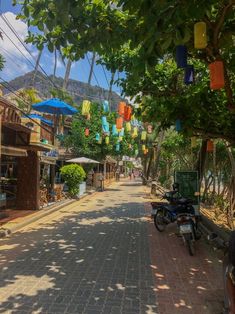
left=0, top=12, right=33, bottom=80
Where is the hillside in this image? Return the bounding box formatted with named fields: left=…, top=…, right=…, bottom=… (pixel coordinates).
left=3, top=71, right=124, bottom=111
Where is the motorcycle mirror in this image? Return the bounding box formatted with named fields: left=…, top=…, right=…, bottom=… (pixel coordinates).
left=207, top=232, right=218, bottom=241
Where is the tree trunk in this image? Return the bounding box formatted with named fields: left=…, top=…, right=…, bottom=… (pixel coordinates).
left=53, top=49, right=57, bottom=82
left=213, top=141, right=216, bottom=195
left=196, top=139, right=207, bottom=186
left=225, top=144, right=235, bottom=229
left=88, top=53, right=96, bottom=86
left=62, top=59, right=72, bottom=90
left=146, top=149, right=154, bottom=180
left=152, top=131, right=165, bottom=180
left=108, top=71, right=115, bottom=110
left=31, top=50, right=43, bottom=87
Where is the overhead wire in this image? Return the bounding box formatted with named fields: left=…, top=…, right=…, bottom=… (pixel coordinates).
left=0, top=13, right=118, bottom=103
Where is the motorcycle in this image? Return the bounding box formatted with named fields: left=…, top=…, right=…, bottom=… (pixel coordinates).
left=177, top=212, right=197, bottom=256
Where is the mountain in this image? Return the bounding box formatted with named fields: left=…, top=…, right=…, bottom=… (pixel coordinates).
left=2, top=71, right=124, bottom=111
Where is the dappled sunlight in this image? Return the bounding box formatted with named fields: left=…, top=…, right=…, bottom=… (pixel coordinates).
left=0, top=275, right=54, bottom=303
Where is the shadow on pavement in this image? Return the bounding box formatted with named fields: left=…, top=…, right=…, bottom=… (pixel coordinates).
left=0, top=185, right=223, bottom=314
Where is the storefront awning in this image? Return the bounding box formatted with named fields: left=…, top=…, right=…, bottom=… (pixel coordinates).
left=1, top=145, right=28, bottom=157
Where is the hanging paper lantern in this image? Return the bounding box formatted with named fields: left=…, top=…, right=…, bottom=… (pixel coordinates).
left=116, top=117, right=123, bottom=130
left=105, top=136, right=109, bottom=145
left=144, top=149, right=148, bottom=155
left=142, top=144, right=146, bottom=151
left=175, top=119, right=181, bottom=132
left=85, top=128, right=89, bottom=137
left=206, top=140, right=214, bottom=152
left=126, top=122, right=131, bottom=132
left=119, top=128, right=124, bottom=137
left=118, top=102, right=126, bottom=116
left=194, top=22, right=207, bottom=49
left=86, top=114, right=91, bottom=121
left=191, top=137, right=197, bottom=148
left=102, top=100, right=109, bottom=112
left=102, top=122, right=109, bottom=134
left=124, top=105, right=132, bottom=121
left=209, top=61, right=225, bottom=90
left=176, top=45, right=187, bottom=68
left=184, top=65, right=194, bottom=85
left=141, top=131, right=147, bottom=141
left=112, top=124, right=118, bottom=136
left=132, top=127, right=138, bottom=138
left=116, top=143, right=120, bottom=151
left=119, top=136, right=123, bottom=142
left=102, top=116, right=107, bottom=125
left=95, top=133, right=100, bottom=141
left=82, top=100, right=91, bottom=115
left=147, top=124, right=153, bottom=134
left=135, top=149, right=138, bottom=156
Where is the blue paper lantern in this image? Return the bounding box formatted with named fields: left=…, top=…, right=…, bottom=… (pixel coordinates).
left=112, top=124, right=118, bottom=136
left=176, top=45, right=187, bottom=68
left=95, top=133, right=100, bottom=141
left=102, top=122, right=109, bottom=134
left=102, top=116, right=107, bottom=125
left=102, top=100, right=109, bottom=112
left=116, top=143, right=120, bottom=151
left=184, top=65, right=194, bottom=85
left=119, top=128, right=124, bottom=137
left=175, top=119, right=182, bottom=132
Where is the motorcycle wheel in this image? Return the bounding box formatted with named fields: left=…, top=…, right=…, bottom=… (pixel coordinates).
left=185, top=234, right=195, bottom=256
left=154, top=209, right=167, bottom=232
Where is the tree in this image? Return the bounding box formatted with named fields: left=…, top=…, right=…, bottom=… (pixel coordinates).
left=63, top=102, right=138, bottom=161
left=13, top=88, right=41, bottom=114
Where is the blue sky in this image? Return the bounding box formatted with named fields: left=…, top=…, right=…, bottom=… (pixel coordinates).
left=0, top=0, right=124, bottom=95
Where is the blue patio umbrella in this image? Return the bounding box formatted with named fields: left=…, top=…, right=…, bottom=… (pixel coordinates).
left=27, top=114, right=54, bottom=126
left=32, top=98, right=77, bottom=115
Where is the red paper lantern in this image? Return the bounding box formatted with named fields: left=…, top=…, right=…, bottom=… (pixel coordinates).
left=124, top=105, right=132, bottom=121
left=118, top=102, right=126, bottom=116
left=85, top=128, right=89, bottom=137
left=209, top=61, right=225, bottom=90
left=206, top=140, right=214, bottom=152
left=116, top=117, right=123, bottom=130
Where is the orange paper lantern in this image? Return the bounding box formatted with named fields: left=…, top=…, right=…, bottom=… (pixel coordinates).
left=206, top=140, right=214, bottom=152
left=118, top=102, right=126, bottom=116
left=124, top=105, right=132, bottom=121
left=209, top=61, right=225, bottom=90
left=85, top=128, right=89, bottom=136
left=116, top=117, right=123, bottom=130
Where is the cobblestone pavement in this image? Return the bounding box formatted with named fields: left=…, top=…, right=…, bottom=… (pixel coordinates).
left=0, top=180, right=223, bottom=314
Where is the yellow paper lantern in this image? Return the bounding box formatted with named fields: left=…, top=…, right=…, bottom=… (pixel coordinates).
left=82, top=100, right=91, bottom=115
left=126, top=122, right=131, bottom=132
left=132, top=127, right=138, bottom=138
left=105, top=136, right=109, bottom=145
left=119, top=136, right=123, bottom=142
left=194, top=22, right=207, bottom=49
left=142, top=144, right=146, bottom=151
left=191, top=137, right=197, bottom=148
left=141, top=131, right=147, bottom=141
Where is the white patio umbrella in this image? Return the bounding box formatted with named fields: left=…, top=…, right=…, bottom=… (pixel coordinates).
left=66, top=157, right=100, bottom=164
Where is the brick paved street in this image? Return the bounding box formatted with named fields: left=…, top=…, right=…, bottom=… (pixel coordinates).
left=0, top=180, right=223, bottom=314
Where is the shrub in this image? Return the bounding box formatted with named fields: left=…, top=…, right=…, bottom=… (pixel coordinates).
left=60, top=164, right=86, bottom=197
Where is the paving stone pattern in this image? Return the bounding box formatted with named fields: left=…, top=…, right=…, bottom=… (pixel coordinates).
left=0, top=181, right=158, bottom=314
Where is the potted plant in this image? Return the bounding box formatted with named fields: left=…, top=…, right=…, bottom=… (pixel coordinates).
left=60, top=164, right=86, bottom=198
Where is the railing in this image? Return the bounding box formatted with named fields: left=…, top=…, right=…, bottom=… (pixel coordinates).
left=0, top=98, right=21, bottom=124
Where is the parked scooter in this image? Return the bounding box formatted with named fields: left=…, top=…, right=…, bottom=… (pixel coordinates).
left=177, top=212, right=198, bottom=255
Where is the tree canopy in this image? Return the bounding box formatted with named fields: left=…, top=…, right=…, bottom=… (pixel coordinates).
left=16, top=0, right=235, bottom=140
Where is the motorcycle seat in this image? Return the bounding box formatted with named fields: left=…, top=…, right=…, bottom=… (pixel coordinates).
left=151, top=202, right=168, bottom=209
left=177, top=198, right=193, bottom=205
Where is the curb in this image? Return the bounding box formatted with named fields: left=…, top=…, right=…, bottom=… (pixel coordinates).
left=0, top=189, right=99, bottom=239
